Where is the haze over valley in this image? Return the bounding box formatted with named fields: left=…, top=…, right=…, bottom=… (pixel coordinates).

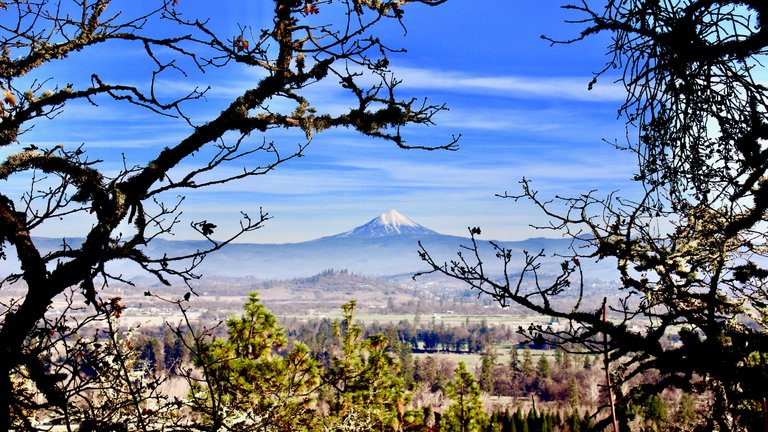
left=1, top=210, right=619, bottom=321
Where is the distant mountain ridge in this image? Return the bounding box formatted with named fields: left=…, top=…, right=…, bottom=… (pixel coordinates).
left=1, top=210, right=618, bottom=281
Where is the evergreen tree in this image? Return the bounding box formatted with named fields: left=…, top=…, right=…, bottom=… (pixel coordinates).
left=520, top=416, right=529, bottom=432
left=554, top=348, right=563, bottom=368
left=487, top=412, right=502, bottom=432
left=478, top=348, right=497, bottom=393
left=527, top=408, right=538, bottom=431
left=515, top=407, right=525, bottom=432
left=163, top=331, right=186, bottom=374
left=387, top=326, right=416, bottom=390
left=503, top=408, right=516, bottom=432
left=568, top=411, right=581, bottom=432
left=441, top=362, right=489, bottom=432
left=581, top=410, right=595, bottom=430
left=568, top=377, right=580, bottom=411
left=190, top=292, right=320, bottom=431
left=509, top=345, right=520, bottom=371
left=536, top=354, right=551, bottom=379
left=676, top=393, right=698, bottom=429
left=540, top=414, right=551, bottom=432
left=323, top=301, right=408, bottom=431
left=521, top=347, right=534, bottom=377
left=137, top=336, right=161, bottom=373
left=642, top=395, right=668, bottom=432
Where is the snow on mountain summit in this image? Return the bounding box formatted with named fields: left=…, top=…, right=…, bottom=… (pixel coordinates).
left=375, top=209, right=419, bottom=230
left=336, top=209, right=439, bottom=238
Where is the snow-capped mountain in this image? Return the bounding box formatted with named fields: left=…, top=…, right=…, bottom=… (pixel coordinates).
left=332, top=209, right=439, bottom=238
left=3, top=211, right=617, bottom=281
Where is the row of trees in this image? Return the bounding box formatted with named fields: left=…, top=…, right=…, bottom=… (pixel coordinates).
left=489, top=407, right=594, bottom=432
left=438, top=360, right=669, bottom=432
left=285, top=315, right=512, bottom=356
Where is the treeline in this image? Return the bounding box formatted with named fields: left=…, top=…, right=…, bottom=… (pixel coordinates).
left=114, top=295, right=697, bottom=432
left=493, top=346, right=599, bottom=402
left=284, top=316, right=515, bottom=355
left=489, top=407, right=595, bottom=432
left=131, top=316, right=507, bottom=379
left=426, top=359, right=601, bottom=432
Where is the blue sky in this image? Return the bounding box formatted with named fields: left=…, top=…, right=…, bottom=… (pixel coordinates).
left=9, top=0, right=641, bottom=243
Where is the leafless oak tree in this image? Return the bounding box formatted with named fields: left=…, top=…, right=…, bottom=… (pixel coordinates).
left=419, top=1, right=768, bottom=430
left=0, top=0, right=453, bottom=428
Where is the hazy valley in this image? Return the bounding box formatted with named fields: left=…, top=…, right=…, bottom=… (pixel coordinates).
left=2, top=210, right=621, bottom=322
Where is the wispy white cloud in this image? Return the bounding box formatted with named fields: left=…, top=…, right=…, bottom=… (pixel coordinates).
left=433, top=105, right=622, bottom=135
left=157, top=141, right=635, bottom=200
left=151, top=62, right=626, bottom=108
left=393, top=66, right=626, bottom=102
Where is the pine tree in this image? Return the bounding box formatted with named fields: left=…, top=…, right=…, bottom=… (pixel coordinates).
left=520, top=415, right=529, bottom=432
left=643, top=395, right=668, bottom=432
left=387, top=326, right=415, bottom=390
left=536, top=354, right=551, bottom=379
left=515, top=407, right=525, bottom=432
left=487, top=412, right=502, bottom=432
left=162, top=331, right=186, bottom=374
left=504, top=408, right=517, bottom=432
left=479, top=349, right=497, bottom=394
left=441, top=362, right=489, bottom=432
left=509, top=417, right=517, bottom=432
left=568, top=410, right=581, bottom=432
left=521, top=347, right=534, bottom=377
left=527, top=408, right=538, bottom=431
left=568, top=377, right=580, bottom=411
left=510, top=345, right=520, bottom=371
left=137, top=336, right=161, bottom=373
left=190, top=292, right=320, bottom=431
left=676, top=393, right=698, bottom=428
left=323, top=301, right=408, bottom=431
left=541, top=414, right=551, bottom=432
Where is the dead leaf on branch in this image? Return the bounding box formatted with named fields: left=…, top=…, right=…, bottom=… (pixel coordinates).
left=234, top=36, right=249, bottom=52
left=3, top=90, right=16, bottom=107
left=303, top=1, right=319, bottom=15
left=197, top=220, right=217, bottom=236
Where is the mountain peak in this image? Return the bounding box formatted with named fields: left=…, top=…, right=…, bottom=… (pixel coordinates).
left=375, top=209, right=417, bottom=228
left=335, top=210, right=439, bottom=238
